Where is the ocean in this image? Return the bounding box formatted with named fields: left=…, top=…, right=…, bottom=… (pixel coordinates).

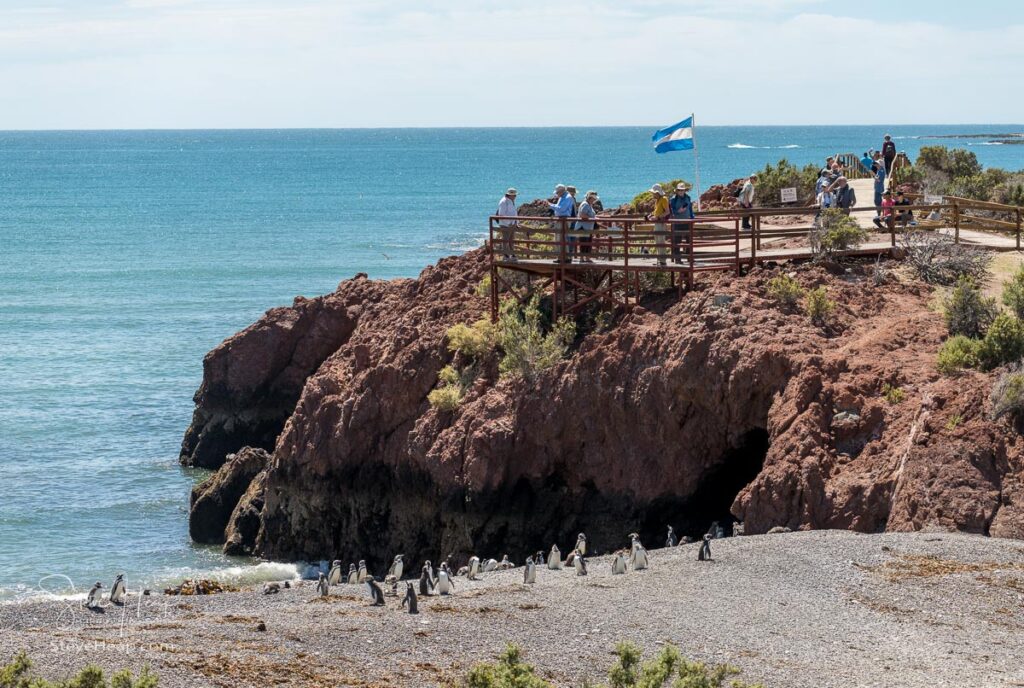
left=1, top=125, right=1022, bottom=601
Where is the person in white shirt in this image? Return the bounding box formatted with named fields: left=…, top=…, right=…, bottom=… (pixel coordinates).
left=815, top=186, right=834, bottom=224
left=576, top=190, right=599, bottom=263
left=738, top=175, right=756, bottom=230
left=496, top=188, right=518, bottom=261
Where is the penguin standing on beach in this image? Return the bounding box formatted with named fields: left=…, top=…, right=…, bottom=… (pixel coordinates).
left=666, top=526, right=677, bottom=548
left=467, top=556, right=481, bottom=581
left=388, top=555, right=404, bottom=581
left=419, top=563, right=435, bottom=596
left=317, top=572, right=330, bottom=597
left=548, top=545, right=562, bottom=570
left=523, top=556, right=536, bottom=584
left=498, top=555, right=514, bottom=570
left=535, top=550, right=546, bottom=566
left=346, top=563, right=358, bottom=585
left=402, top=583, right=419, bottom=614
left=357, top=560, right=370, bottom=583
left=698, top=534, right=712, bottom=561
left=84, top=582, right=103, bottom=609
left=328, top=560, right=343, bottom=586
left=631, top=542, right=649, bottom=571
left=366, top=578, right=386, bottom=606
left=575, top=533, right=587, bottom=556
left=573, top=552, right=588, bottom=577
left=437, top=564, right=455, bottom=595
left=109, top=574, right=126, bottom=605
left=611, top=553, right=627, bottom=575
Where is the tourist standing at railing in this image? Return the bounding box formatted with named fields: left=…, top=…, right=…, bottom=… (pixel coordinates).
left=872, top=162, right=886, bottom=217
left=738, top=175, right=756, bottom=230
left=830, top=176, right=857, bottom=214
left=669, top=183, right=695, bottom=264
left=496, top=187, right=518, bottom=262
left=860, top=151, right=875, bottom=173
left=646, top=184, right=671, bottom=266
left=566, top=185, right=580, bottom=260
left=881, top=134, right=897, bottom=174
left=546, top=184, right=575, bottom=263
left=576, top=191, right=598, bottom=264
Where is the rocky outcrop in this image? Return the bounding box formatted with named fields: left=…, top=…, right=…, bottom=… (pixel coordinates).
left=189, top=447, right=269, bottom=544
left=184, top=250, right=1024, bottom=571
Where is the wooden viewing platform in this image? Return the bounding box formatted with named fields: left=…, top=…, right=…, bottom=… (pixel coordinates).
left=487, top=185, right=1024, bottom=319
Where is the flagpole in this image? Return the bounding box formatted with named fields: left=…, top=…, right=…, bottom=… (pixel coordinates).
left=691, top=112, right=703, bottom=212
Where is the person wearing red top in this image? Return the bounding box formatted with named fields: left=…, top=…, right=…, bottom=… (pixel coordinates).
left=873, top=191, right=895, bottom=229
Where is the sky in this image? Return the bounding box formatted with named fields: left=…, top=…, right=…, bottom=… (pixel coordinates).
left=0, top=0, right=1022, bottom=129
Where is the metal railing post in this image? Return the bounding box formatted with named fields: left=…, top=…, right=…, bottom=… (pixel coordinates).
left=953, top=202, right=960, bottom=244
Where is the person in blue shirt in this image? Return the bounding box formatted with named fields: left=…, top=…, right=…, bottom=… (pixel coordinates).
left=872, top=162, right=887, bottom=216
left=546, top=184, right=575, bottom=263
left=860, top=151, right=874, bottom=173
left=669, top=183, right=696, bottom=264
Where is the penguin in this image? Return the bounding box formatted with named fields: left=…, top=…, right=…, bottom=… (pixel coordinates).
left=564, top=550, right=577, bottom=567
left=628, top=533, right=642, bottom=556
left=575, top=533, right=587, bottom=556
left=482, top=558, right=498, bottom=573
left=611, top=553, right=627, bottom=575
left=573, top=551, right=588, bottom=577
left=419, top=563, right=435, bottom=596
left=347, top=563, right=358, bottom=585
left=631, top=543, right=649, bottom=571
left=707, top=522, right=720, bottom=539
left=366, top=578, right=386, bottom=606
left=498, top=555, right=514, bottom=570
left=666, top=526, right=677, bottom=548
left=535, top=550, right=546, bottom=566
left=437, top=565, right=455, bottom=595
left=262, top=582, right=281, bottom=595
left=548, top=545, right=562, bottom=570
left=698, top=534, right=712, bottom=561
left=84, top=582, right=103, bottom=609
left=522, top=556, right=536, bottom=584
left=716, top=524, right=726, bottom=539
left=317, top=572, right=330, bottom=597
left=388, top=555, right=404, bottom=581
left=468, top=556, right=481, bottom=581
left=423, top=559, right=435, bottom=583
left=357, top=560, right=369, bottom=583
left=328, top=560, right=343, bottom=586
left=109, top=574, right=126, bottom=605
left=402, top=582, right=418, bottom=614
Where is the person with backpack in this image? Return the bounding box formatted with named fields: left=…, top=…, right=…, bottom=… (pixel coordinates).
left=646, top=184, right=671, bottom=267
left=737, top=175, right=756, bottom=230
left=881, top=134, right=897, bottom=174
left=669, top=183, right=696, bottom=264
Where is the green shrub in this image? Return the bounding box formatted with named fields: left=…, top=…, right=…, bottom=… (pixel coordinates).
left=463, top=645, right=552, bottom=688
left=942, top=277, right=997, bottom=338
left=0, top=653, right=158, bottom=688
left=752, top=159, right=820, bottom=207
left=476, top=275, right=492, bottom=299
left=1002, top=265, right=1024, bottom=319
left=937, top=335, right=982, bottom=374
left=447, top=319, right=497, bottom=359
left=804, top=287, right=835, bottom=326
left=978, top=313, right=1024, bottom=370
left=916, top=146, right=983, bottom=179
left=427, top=385, right=463, bottom=412
left=810, top=209, right=870, bottom=259
left=766, top=274, right=805, bottom=307
left=946, top=414, right=963, bottom=430
left=990, top=368, right=1024, bottom=420
left=882, top=383, right=906, bottom=405
left=497, top=296, right=575, bottom=382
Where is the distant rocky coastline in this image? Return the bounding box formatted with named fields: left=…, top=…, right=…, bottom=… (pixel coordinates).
left=181, top=248, right=1024, bottom=573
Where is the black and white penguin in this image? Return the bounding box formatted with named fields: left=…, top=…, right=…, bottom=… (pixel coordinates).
left=548, top=545, right=562, bottom=570
left=698, top=534, right=712, bottom=561
left=402, top=582, right=418, bottom=614
left=631, top=543, right=649, bottom=571
left=328, top=560, right=343, bottom=586
left=467, top=556, right=480, bottom=581
left=419, top=563, right=435, bottom=596
left=522, top=556, right=536, bottom=584
left=611, top=553, right=627, bottom=575
left=665, top=525, right=677, bottom=548
left=575, top=533, right=587, bottom=557
left=628, top=533, right=642, bottom=557
left=366, top=578, right=386, bottom=606
left=573, top=551, right=588, bottom=577
left=535, top=550, right=546, bottom=566
left=84, top=582, right=103, bottom=609
left=498, top=555, right=514, bottom=570
left=109, top=574, right=126, bottom=605
left=482, top=558, right=498, bottom=573
left=437, top=564, right=455, bottom=595
left=357, top=560, right=369, bottom=583
left=262, top=582, right=281, bottom=595
left=388, top=555, right=404, bottom=581
left=347, top=563, right=358, bottom=585
left=317, top=572, right=330, bottom=597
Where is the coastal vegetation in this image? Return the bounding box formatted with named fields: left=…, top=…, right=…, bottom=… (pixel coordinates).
left=750, top=159, right=819, bottom=207
left=936, top=275, right=1024, bottom=375
left=765, top=274, right=804, bottom=307
left=809, top=209, right=869, bottom=259
left=804, top=286, right=835, bottom=326
left=460, top=643, right=764, bottom=688
left=904, top=145, right=1024, bottom=205
left=0, top=653, right=157, bottom=688
left=899, top=231, right=991, bottom=285
left=990, top=366, right=1024, bottom=420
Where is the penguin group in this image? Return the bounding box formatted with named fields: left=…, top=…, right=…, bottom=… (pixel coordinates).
left=82, top=573, right=128, bottom=610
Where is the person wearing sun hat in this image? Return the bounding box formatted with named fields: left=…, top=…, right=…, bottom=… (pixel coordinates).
left=496, top=187, right=519, bottom=261
left=669, top=182, right=696, bottom=264
left=645, top=183, right=671, bottom=267
left=546, top=184, right=575, bottom=263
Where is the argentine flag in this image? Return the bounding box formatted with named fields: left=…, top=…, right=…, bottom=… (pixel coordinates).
left=651, top=116, right=694, bottom=154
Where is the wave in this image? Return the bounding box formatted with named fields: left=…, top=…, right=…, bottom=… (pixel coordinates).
left=970, top=141, right=1004, bottom=146
left=727, top=143, right=800, bottom=149
left=727, top=143, right=756, bottom=149
left=1, top=561, right=302, bottom=604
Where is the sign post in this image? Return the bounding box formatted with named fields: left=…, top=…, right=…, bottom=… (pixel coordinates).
left=780, top=187, right=798, bottom=204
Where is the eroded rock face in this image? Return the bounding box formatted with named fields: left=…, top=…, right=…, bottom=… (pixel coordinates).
left=183, top=250, right=1024, bottom=571
left=189, top=447, right=269, bottom=544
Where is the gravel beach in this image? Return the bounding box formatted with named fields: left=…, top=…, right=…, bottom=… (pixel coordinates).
left=2, top=531, right=1023, bottom=687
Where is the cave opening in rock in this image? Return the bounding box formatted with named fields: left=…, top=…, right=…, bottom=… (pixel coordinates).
left=643, top=428, right=770, bottom=541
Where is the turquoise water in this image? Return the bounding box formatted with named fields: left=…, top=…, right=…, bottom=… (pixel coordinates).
left=1, top=126, right=1022, bottom=600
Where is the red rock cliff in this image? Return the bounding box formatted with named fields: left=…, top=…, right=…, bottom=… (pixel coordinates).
left=185, top=249, right=1024, bottom=570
